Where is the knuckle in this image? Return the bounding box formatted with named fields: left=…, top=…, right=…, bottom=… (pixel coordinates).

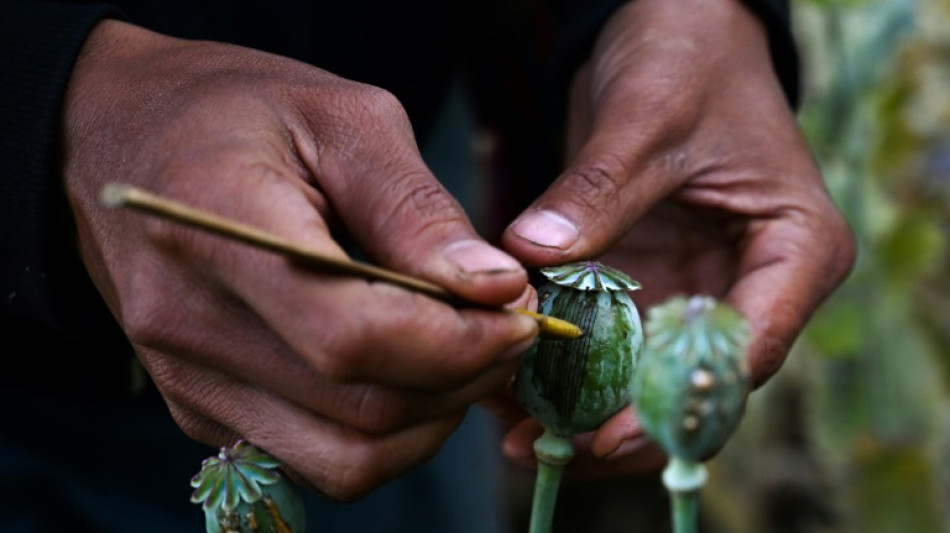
left=829, top=213, right=857, bottom=282
left=328, top=438, right=446, bottom=502
left=140, top=215, right=177, bottom=248
left=309, top=419, right=463, bottom=501
left=140, top=209, right=222, bottom=263
left=371, top=174, right=466, bottom=254
left=343, top=83, right=411, bottom=132
left=119, top=287, right=179, bottom=350
left=751, top=332, right=793, bottom=387
left=360, top=85, right=406, bottom=119
left=802, top=196, right=857, bottom=290
left=315, top=83, right=413, bottom=160
left=309, top=348, right=363, bottom=383
left=571, top=155, right=624, bottom=196
left=388, top=173, right=462, bottom=221
left=317, top=414, right=463, bottom=501
left=346, top=386, right=412, bottom=435
left=563, top=154, right=628, bottom=215
left=402, top=177, right=462, bottom=218
left=325, top=445, right=387, bottom=501
left=306, top=321, right=369, bottom=382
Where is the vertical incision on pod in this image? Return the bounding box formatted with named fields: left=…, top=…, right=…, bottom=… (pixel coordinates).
left=533, top=287, right=600, bottom=421
left=518, top=261, right=643, bottom=533
left=516, top=261, right=642, bottom=436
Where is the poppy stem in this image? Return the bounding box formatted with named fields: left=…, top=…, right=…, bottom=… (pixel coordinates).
left=528, top=430, right=574, bottom=533
left=663, top=457, right=707, bottom=533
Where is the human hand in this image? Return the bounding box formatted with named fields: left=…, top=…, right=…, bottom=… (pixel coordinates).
left=62, top=20, right=538, bottom=500
left=500, top=0, right=855, bottom=476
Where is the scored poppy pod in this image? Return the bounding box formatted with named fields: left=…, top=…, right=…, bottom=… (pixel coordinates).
left=514, top=261, right=644, bottom=533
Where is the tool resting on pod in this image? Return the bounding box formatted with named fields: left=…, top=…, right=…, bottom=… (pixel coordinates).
left=100, top=183, right=583, bottom=341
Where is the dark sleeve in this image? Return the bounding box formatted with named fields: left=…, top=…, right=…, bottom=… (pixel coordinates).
left=0, top=2, right=122, bottom=336
left=741, top=0, right=800, bottom=108
left=546, top=0, right=629, bottom=98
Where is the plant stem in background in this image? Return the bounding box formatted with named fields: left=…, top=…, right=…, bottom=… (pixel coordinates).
left=663, top=457, right=709, bottom=533
left=635, top=296, right=750, bottom=533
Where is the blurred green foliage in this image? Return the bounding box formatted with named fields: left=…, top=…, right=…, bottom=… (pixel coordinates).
left=706, top=0, right=950, bottom=532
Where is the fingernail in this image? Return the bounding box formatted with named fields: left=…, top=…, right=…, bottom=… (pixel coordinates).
left=602, top=436, right=649, bottom=461
left=443, top=240, right=522, bottom=275
left=509, top=209, right=579, bottom=250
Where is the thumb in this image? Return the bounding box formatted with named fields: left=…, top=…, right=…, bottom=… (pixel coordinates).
left=503, top=33, right=705, bottom=268
left=503, top=126, right=680, bottom=266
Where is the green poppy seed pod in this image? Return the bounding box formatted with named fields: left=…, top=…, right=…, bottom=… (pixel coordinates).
left=635, top=295, right=751, bottom=463
left=190, top=440, right=305, bottom=533
left=514, top=261, right=644, bottom=437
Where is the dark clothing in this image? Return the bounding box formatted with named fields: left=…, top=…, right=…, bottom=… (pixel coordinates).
left=0, top=1, right=799, bottom=531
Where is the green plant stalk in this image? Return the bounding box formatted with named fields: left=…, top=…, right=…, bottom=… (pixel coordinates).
left=662, top=457, right=708, bottom=533
left=529, top=430, right=575, bottom=533
left=529, top=460, right=565, bottom=533
left=670, top=489, right=699, bottom=533
left=515, top=262, right=643, bottom=531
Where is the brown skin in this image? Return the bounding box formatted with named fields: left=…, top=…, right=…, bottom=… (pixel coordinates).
left=62, top=0, right=853, bottom=497
left=500, top=0, right=855, bottom=477
left=63, top=20, right=538, bottom=501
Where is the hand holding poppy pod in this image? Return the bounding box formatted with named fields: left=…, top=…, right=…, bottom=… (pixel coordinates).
left=514, top=260, right=751, bottom=533
left=513, top=261, right=644, bottom=533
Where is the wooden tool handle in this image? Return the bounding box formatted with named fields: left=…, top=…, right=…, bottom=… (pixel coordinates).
left=100, top=183, right=583, bottom=340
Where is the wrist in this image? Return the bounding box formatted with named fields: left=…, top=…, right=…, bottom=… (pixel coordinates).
left=587, top=0, right=783, bottom=108
left=598, top=0, right=770, bottom=58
